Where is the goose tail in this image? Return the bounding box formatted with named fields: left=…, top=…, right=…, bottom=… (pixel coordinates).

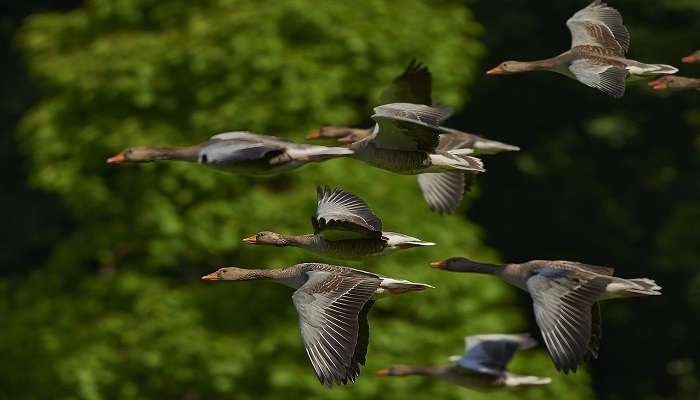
left=607, top=278, right=662, bottom=298
left=504, top=372, right=552, bottom=388
left=379, top=277, right=434, bottom=295
left=473, top=139, right=521, bottom=155
left=632, top=63, right=678, bottom=76
left=429, top=152, right=485, bottom=172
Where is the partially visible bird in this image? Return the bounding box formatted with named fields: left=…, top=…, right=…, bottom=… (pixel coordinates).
left=431, top=257, right=661, bottom=373
left=202, top=262, right=433, bottom=386
left=242, top=186, right=434, bottom=260
left=487, top=0, right=678, bottom=98
left=682, top=50, right=700, bottom=63
left=107, top=131, right=353, bottom=175
left=648, top=76, right=700, bottom=91
left=377, top=333, right=551, bottom=391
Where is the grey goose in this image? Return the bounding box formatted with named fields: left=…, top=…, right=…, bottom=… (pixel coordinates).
left=377, top=333, right=551, bottom=390
left=243, top=186, right=434, bottom=260
left=431, top=257, right=661, bottom=373
left=107, top=131, right=352, bottom=175
left=487, top=1, right=678, bottom=98
left=201, top=263, right=432, bottom=386
left=308, top=61, right=517, bottom=214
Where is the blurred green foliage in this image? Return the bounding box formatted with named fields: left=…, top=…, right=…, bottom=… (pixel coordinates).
left=0, top=0, right=593, bottom=399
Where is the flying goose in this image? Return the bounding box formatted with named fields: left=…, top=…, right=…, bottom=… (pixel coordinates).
left=431, top=257, right=661, bottom=373
left=107, top=131, right=353, bottom=175
left=308, top=61, right=517, bottom=214
left=487, top=0, right=678, bottom=98
left=377, top=333, right=551, bottom=390
left=202, top=263, right=432, bottom=386
left=243, top=186, right=434, bottom=260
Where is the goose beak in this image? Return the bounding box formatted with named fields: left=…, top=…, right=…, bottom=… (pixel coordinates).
left=337, top=135, right=354, bottom=144
left=242, top=235, right=257, bottom=244
left=306, top=129, right=321, bottom=140
left=430, top=260, right=446, bottom=269
left=201, top=271, right=220, bottom=280
left=106, top=153, right=127, bottom=164
left=486, top=66, right=504, bottom=75
left=648, top=79, right=668, bottom=91
left=682, top=54, right=698, bottom=63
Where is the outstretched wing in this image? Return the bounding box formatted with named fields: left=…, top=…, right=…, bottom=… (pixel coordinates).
left=526, top=269, right=609, bottom=373
left=569, top=59, right=627, bottom=98
left=456, top=333, right=537, bottom=375
left=378, top=59, right=432, bottom=106
left=292, top=271, right=380, bottom=386
left=370, top=103, right=449, bottom=152
left=312, top=186, right=383, bottom=240
left=417, top=172, right=471, bottom=214
left=566, top=0, right=630, bottom=56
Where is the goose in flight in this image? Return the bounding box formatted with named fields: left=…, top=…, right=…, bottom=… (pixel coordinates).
left=377, top=333, right=551, bottom=390
left=431, top=257, right=661, bottom=373
left=487, top=1, right=678, bottom=98
left=202, top=262, right=432, bottom=386
left=243, top=186, right=434, bottom=260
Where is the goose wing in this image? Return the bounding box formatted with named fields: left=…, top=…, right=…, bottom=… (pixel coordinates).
left=199, top=133, right=286, bottom=165
left=378, top=59, right=433, bottom=106
left=566, top=0, right=630, bottom=56
left=417, top=172, right=474, bottom=214
left=312, top=186, right=383, bottom=240
left=526, top=269, right=609, bottom=373
left=292, top=271, right=380, bottom=386
left=455, top=333, right=537, bottom=375
left=569, top=59, right=627, bottom=98
left=370, top=103, right=449, bottom=152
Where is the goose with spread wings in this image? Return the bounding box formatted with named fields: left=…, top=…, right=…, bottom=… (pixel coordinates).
left=242, top=186, right=434, bottom=260
left=431, top=257, right=661, bottom=373
left=106, top=131, right=353, bottom=175
left=487, top=0, right=678, bottom=98
left=377, top=333, right=551, bottom=390
left=202, top=263, right=432, bottom=386
left=308, top=61, right=517, bottom=213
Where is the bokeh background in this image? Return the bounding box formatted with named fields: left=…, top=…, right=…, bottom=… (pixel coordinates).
left=1, top=1, right=699, bottom=399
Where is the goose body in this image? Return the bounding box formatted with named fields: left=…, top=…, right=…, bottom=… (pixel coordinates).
left=487, top=1, right=678, bottom=98
left=377, top=333, right=551, bottom=390
left=202, top=262, right=432, bottom=386
left=432, top=257, right=661, bottom=373
left=107, top=131, right=353, bottom=175
left=243, top=186, right=434, bottom=260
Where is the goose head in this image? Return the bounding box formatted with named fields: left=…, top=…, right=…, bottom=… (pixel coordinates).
left=487, top=61, right=536, bottom=75
left=242, top=231, right=289, bottom=247
left=107, top=147, right=166, bottom=163
left=431, top=257, right=495, bottom=273
left=201, top=266, right=271, bottom=281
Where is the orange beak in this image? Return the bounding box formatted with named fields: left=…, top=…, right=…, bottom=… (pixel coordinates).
left=486, top=66, right=504, bottom=75
left=648, top=80, right=668, bottom=91
left=337, top=135, right=354, bottom=144
left=682, top=54, right=698, bottom=63
left=242, top=235, right=257, bottom=244
left=201, top=271, right=220, bottom=280
left=430, top=260, right=446, bottom=269
left=106, top=153, right=127, bottom=164
left=306, top=129, right=321, bottom=140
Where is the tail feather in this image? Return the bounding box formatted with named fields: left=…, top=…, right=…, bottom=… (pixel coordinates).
left=473, top=139, right=521, bottom=155
left=430, top=152, right=485, bottom=172
left=627, top=278, right=662, bottom=295
left=504, top=373, right=552, bottom=388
